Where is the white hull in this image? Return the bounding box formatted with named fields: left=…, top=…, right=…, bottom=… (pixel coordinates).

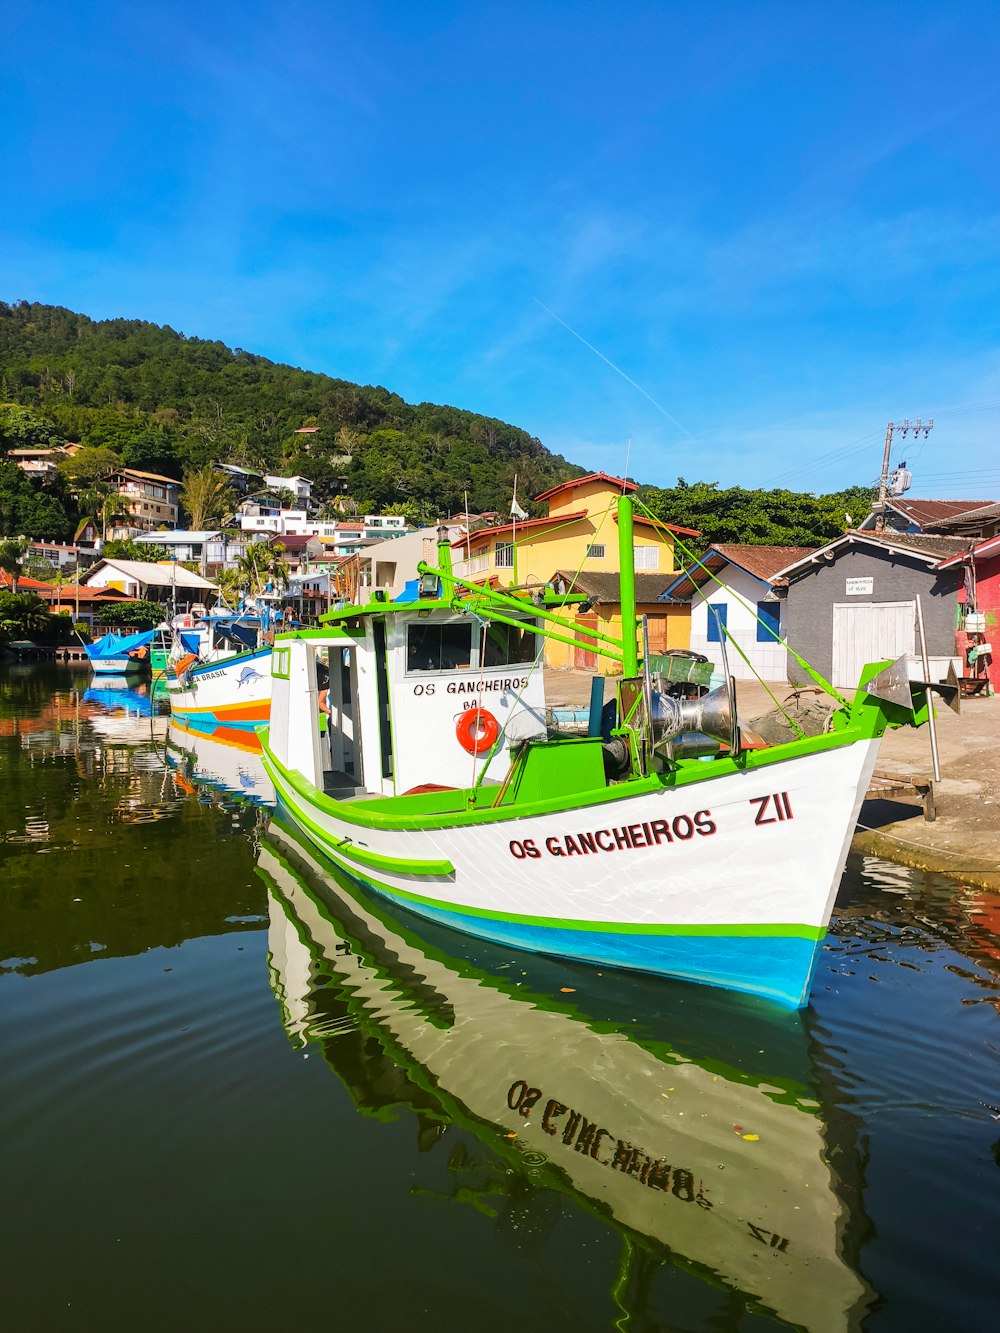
left=262, top=734, right=881, bottom=1006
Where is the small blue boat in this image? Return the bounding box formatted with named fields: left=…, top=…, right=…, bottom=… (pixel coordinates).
left=84, top=630, right=155, bottom=676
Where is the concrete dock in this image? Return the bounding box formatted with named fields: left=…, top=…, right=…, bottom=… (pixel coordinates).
left=543, top=668, right=1000, bottom=891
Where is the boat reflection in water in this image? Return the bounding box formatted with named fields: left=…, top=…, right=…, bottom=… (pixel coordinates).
left=82, top=675, right=169, bottom=744
left=166, top=720, right=275, bottom=807
left=260, top=817, right=875, bottom=1332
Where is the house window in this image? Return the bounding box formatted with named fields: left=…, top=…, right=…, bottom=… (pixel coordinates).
left=586, top=543, right=606, bottom=559
left=706, top=603, right=728, bottom=643
left=470, top=552, right=489, bottom=575
left=634, top=545, right=659, bottom=570
left=756, top=601, right=781, bottom=643
left=406, top=622, right=474, bottom=672
left=495, top=542, right=514, bottom=568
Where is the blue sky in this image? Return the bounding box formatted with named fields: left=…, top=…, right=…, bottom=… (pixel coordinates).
left=3, top=1, right=999, bottom=497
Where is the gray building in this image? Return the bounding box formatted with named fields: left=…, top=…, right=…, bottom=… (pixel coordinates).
left=775, top=532, right=970, bottom=688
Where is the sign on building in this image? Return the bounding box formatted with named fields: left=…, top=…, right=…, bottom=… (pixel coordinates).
left=845, top=577, right=874, bottom=595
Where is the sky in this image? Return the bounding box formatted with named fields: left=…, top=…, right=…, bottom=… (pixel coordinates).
left=2, top=0, right=999, bottom=498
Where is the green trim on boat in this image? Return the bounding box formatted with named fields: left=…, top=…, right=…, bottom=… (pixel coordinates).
left=260, top=756, right=455, bottom=877
left=263, top=782, right=824, bottom=940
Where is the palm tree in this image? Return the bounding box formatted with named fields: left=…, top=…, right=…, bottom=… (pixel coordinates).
left=237, top=541, right=289, bottom=597
left=0, top=591, right=50, bottom=638
left=180, top=465, right=237, bottom=530
left=0, top=536, right=28, bottom=594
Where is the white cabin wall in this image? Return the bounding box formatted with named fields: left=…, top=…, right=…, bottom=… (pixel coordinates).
left=688, top=567, right=789, bottom=682
left=384, top=613, right=548, bottom=792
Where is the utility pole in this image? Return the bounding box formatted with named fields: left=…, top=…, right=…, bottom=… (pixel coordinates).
left=874, top=418, right=932, bottom=530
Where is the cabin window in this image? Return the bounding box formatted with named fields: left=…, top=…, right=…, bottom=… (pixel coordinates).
left=495, top=542, right=515, bottom=568
left=706, top=603, right=728, bottom=642
left=480, top=619, right=540, bottom=668
left=406, top=622, right=474, bottom=672
left=756, top=601, right=781, bottom=642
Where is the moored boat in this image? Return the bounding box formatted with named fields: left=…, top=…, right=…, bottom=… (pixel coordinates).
left=258, top=496, right=953, bottom=1008
left=84, top=629, right=155, bottom=676
left=164, top=611, right=272, bottom=744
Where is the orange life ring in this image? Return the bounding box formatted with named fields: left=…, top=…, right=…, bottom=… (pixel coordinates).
left=456, top=707, right=500, bottom=755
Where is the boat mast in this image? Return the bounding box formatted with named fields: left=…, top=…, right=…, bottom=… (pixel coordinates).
left=617, top=494, right=638, bottom=676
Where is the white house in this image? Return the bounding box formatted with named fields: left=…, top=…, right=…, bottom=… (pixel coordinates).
left=134, top=529, right=261, bottom=570
left=263, top=474, right=312, bottom=502
left=82, top=559, right=218, bottom=610
left=664, top=545, right=814, bottom=682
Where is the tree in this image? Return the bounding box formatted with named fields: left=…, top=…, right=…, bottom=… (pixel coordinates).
left=98, top=599, right=166, bottom=629
left=0, top=590, right=50, bottom=638
left=102, top=538, right=171, bottom=561
left=57, top=445, right=121, bottom=488
left=0, top=535, right=28, bottom=593
left=0, top=403, right=64, bottom=450
left=236, top=541, right=289, bottom=597
left=179, top=464, right=237, bottom=529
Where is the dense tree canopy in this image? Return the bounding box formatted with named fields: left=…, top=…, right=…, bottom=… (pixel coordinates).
left=639, top=478, right=874, bottom=559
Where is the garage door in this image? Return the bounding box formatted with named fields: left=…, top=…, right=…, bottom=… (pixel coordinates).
left=832, top=601, right=915, bottom=688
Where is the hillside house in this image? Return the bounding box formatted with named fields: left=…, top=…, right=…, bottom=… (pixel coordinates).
left=106, top=468, right=179, bottom=536
left=664, top=545, right=814, bottom=682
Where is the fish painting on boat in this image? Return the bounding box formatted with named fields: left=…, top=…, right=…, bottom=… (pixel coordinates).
left=258, top=495, right=956, bottom=1008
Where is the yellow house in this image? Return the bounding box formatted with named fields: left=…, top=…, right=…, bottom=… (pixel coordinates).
left=451, top=472, right=698, bottom=668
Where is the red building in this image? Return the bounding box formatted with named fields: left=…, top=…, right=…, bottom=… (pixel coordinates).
left=938, top=531, right=1000, bottom=695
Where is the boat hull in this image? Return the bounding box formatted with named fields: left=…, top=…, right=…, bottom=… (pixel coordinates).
left=261, top=734, right=881, bottom=1007
left=90, top=657, right=145, bottom=675
left=166, top=647, right=272, bottom=742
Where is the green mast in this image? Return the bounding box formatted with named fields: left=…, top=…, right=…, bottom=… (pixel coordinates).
left=618, top=494, right=639, bottom=676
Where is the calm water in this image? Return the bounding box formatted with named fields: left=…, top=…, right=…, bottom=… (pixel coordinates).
left=1, top=666, right=997, bottom=1332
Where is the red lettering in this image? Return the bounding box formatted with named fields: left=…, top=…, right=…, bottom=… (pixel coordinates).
left=613, top=826, right=633, bottom=850
left=522, top=838, right=542, bottom=859
left=694, top=810, right=716, bottom=836
left=576, top=831, right=597, bottom=854
left=545, top=836, right=565, bottom=857
left=672, top=814, right=695, bottom=840
left=627, top=823, right=646, bottom=847
left=509, top=840, right=527, bottom=859
left=564, top=834, right=583, bottom=855
left=594, top=829, right=615, bottom=851
left=649, top=819, right=673, bottom=844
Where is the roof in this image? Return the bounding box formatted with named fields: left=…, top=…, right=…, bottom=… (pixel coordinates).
left=83, top=559, right=217, bottom=589
left=534, top=472, right=638, bottom=503
left=665, top=544, right=816, bottom=599
left=134, top=530, right=222, bottom=543
left=108, top=468, right=180, bottom=485
left=928, top=500, right=1000, bottom=530
left=271, top=534, right=318, bottom=552
left=618, top=512, right=701, bottom=539
left=453, top=510, right=589, bottom=549
left=0, top=571, right=127, bottom=600
left=774, top=530, right=972, bottom=579
left=937, top=533, right=1000, bottom=568
left=551, top=569, right=684, bottom=605
left=882, top=497, right=996, bottom=527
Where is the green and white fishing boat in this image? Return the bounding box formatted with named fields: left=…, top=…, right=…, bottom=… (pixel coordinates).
left=259, top=496, right=953, bottom=1008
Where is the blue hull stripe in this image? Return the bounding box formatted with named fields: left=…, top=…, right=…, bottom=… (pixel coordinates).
left=282, top=815, right=823, bottom=1009
left=170, top=712, right=262, bottom=735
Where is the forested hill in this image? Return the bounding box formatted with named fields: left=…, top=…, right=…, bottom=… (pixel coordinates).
left=0, top=299, right=870, bottom=550
left=0, top=300, right=580, bottom=519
